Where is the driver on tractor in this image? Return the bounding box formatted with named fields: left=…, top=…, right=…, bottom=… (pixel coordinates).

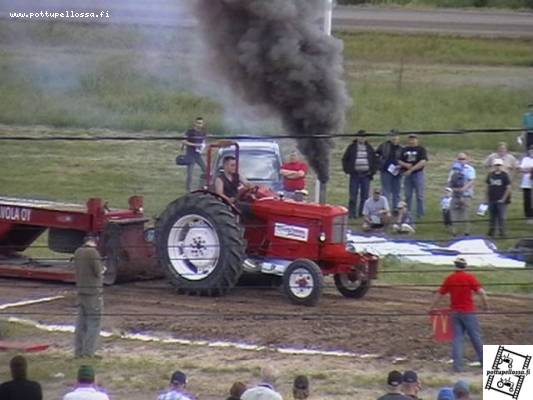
left=215, top=155, right=252, bottom=203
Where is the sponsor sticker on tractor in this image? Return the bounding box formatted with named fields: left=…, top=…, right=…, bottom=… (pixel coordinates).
left=274, top=223, right=309, bottom=242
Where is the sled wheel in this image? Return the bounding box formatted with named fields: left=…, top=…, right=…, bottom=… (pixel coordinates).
left=334, top=271, right=371, bottom=299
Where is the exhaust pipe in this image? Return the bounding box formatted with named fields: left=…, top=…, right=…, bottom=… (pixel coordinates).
left=319, top=181, right=327, bottom=204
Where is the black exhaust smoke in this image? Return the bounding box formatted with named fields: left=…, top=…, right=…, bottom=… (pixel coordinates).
left=193, top=0, right=350, bottom=184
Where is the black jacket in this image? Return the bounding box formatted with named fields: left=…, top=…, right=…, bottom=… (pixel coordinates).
left=342, top=140, right=378, bottom=177
left=0, top=379, right=42, bottom=400
left=376, top=140, right=403, bottom=171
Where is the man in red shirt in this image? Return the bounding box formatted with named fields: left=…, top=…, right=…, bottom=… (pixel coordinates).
left=429, top=257, right=488, bottom=372
left=280, top=150, right=308, bottom=198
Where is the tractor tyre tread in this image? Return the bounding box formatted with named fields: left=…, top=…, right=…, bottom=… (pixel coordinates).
left=156, top=192, right=245, bottom=297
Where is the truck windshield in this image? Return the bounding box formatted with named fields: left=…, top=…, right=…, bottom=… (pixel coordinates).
left=240, top=151, right=280, bottom=181
left=218, top=150, right=280, bottom=181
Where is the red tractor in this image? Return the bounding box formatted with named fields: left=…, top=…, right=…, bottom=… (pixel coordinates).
left=155, top=141, right=378, bottom=306
left=0, top=140, right=378, bottom=306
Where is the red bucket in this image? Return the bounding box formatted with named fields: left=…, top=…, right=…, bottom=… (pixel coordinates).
left=430, top=308, right=453, bottom=342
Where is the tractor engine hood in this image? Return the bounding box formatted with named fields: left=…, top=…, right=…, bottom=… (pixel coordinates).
left=252, top=198, right=347, bottom=219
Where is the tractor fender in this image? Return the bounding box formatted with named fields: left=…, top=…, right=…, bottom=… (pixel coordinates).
left=190, top=189, right=241, bottom=216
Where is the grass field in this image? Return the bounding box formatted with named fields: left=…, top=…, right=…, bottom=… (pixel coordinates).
left=0, top=20, right=532, bottom=292
left=0, top=321, right=483, bottom=400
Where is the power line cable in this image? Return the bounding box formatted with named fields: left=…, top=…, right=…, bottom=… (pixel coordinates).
left=0, top=127, right=525, bottom=141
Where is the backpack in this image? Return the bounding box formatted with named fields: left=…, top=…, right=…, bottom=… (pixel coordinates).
left=449, top=169, right=465, bottom=197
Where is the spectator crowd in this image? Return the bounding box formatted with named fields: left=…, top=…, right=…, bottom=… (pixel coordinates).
left=342, top=132, right=533, bottom=236
left=0, top=357, right=477, bottom=400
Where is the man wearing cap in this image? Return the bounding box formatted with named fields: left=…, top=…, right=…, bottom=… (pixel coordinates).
left=430, top=258, right=488, bottom=372
left=0, top=355, right=42, bottom=400
left=342, top=130, right=379, bottom=218
left=73, top=235, right=105, bottom=358
left=437, top=387, right=454, bottom=400
left=377, top=370, right=409, bottom=400
left=376, top=129, right=403, bottom=210
left=447, top=153, right=476, bottom=237
left=362, top=188, right=391, bottom=231
left=158, top=370, right=195, bottom=400
left=401, top=371, right=421, bottom=400
left=398, top=134, right=428, bottom=219
left=453, top=380, right=471, bottom=400
left=486, top=158, right=512, bottom=237
left=391, top=201, right=415, bottom=234
left=63, top=365, right=109, bottom=400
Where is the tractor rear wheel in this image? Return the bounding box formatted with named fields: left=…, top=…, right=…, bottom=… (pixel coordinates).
left=282, top=259, right=323, bottom=307
left=155, top=192, right=245, bottom=296
left=334, top=271, right=371, bottom=299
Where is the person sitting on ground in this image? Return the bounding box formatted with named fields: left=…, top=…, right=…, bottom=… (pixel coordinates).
left=292, top=375, right=310, bottom=399
left=157, top=370, right=195, bottom=400
left=215, top=155, right=251, bottom=203
left=441, top=187, right=453, bottom=231
left=63, top=365, right=109, bottom=400
left=280, top=150, right=308, bottom=199
left=362, top=188, right=391, bottom=231
left=437, top=387, right=454, bottom=400
left=401, top=370, right=422, bottom=400
left=377, top=370, right=409, bottom=400
left=453, top=380, right=470, bottom=400
left=0, top=355, right=42, bottom=400
left=392, top=201, right=415, bottom=234
left=227, top=381, right=247, bottom=400
left=241, top=366, right=283, bottom=400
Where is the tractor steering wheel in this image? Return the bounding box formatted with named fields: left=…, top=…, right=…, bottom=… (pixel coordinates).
left=237, top=185, right=259, bottom=202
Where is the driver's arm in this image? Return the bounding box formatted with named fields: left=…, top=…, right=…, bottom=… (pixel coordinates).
left=281, top=169, right=304, bottom=179
left=240, top=175, right=252, bottom=188
left=214, top=177, right=225, bottom=197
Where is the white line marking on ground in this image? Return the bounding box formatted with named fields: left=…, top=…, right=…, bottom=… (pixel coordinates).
left=0, top=295, right=65, bottom=310
left=6, top=317, right=381, bottom=359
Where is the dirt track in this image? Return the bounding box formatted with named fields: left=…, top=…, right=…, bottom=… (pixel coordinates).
left=1, top=277, right=531, bottom=363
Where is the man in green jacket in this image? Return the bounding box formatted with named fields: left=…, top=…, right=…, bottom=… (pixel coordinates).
left=73, top=235, right=104, bottom=358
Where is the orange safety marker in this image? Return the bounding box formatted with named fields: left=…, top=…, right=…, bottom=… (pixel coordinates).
left=430, top=308, right=453, bottom=343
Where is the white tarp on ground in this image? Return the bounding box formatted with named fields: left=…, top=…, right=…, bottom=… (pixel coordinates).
left=346, top=234, right=526, bottom=268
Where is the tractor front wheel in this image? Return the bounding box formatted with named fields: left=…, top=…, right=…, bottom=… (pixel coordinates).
left=334, top=271, right=371, bottom=299
left=282, top=259, right=323, bottom=307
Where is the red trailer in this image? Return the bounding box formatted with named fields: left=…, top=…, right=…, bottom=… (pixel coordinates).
left=0, top=195, right=159, bottom=284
